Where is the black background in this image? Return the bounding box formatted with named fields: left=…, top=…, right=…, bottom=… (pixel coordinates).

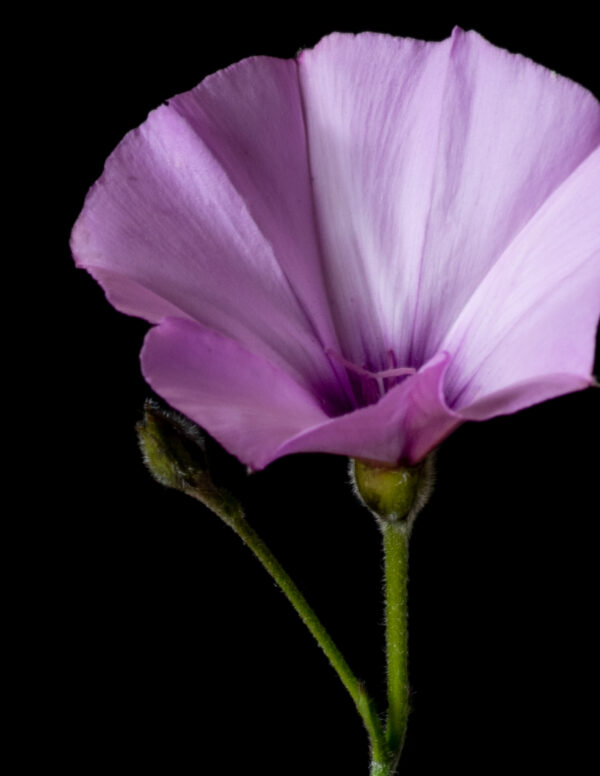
left=40, top=7, right=600, bottom=774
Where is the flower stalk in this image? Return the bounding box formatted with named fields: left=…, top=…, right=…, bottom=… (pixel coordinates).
left=383, top=520, right=411, bottom=765
left=367, top=521, right=411, bottom=776
left=216, top=507, right=388, bottom=766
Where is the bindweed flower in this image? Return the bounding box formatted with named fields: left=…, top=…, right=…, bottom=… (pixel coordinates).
left=71, top=28, right=599, bottom=471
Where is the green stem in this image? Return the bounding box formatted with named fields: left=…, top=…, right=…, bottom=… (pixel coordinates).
left=370, top=762, right=389, bottom=776
left=383, top=520, right=411, bottom=764
left=217, top=505, right=387, bottom=766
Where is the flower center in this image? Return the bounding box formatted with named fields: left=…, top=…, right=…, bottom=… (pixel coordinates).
left=326, top=348, right=416, bottom=403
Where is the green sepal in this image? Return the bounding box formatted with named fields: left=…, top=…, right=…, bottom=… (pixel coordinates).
left=351, top=456, right=434, bottom=524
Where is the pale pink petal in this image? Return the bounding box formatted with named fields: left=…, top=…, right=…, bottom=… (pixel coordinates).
left=169, top=57, right=341, bottom=361
left=141, top=318, right=331, bottom=470
left=298, top=31, right=453, bottom=369
left=298, top=29, right=600, bottom=369
left=442, top=147, right=600, bottom=417
left=71, top=56, right=346, bottom=401
left=452, top=374, right=594, bottom=422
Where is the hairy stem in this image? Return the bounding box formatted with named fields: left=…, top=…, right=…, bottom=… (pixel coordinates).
left=383, top=520, right=411, bottom=766
left=216, top=505, right=388, bottom=766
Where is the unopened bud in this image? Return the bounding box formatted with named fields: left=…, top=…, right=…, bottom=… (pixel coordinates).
left=350, top=456, right=434, bottom=525
left=136, top=400, right=245, bottom=521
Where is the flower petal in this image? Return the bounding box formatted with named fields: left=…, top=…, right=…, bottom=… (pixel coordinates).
left=71, top=55, right=345, bottom=402
left=442, top=146, right=600, bottom=418
left=298, top=31, right=453, bottom=369
left=298, top=29, right=600, bottom=368
left=168, top=55, right=343, bottom=366
left=451, top=374, right=594, bottom=422
left=140, top=318, right=330, bottom=470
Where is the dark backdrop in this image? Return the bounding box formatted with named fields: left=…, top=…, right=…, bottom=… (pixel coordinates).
left=44, top=7, right=599, bottom=774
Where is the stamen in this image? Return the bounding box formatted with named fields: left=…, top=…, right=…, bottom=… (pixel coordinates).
left=376, top=366, right=417, bottom=379
left=325, top=349, right=416, bottom=399
left=325, top=349, right=380, bottom=380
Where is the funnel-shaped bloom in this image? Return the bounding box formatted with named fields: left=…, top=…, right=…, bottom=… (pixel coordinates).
left=71, top=28, right=600, bottom=470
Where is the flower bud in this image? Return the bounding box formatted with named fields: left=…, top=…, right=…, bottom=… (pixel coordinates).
left=136, top=400, right=245, bottom=521
left=350, top=456, right=435, bottom=525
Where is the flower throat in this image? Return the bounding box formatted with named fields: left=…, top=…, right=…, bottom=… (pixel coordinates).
left=326, top=348, right=416, bottom=406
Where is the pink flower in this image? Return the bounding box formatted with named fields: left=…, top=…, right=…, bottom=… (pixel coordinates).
left=71, top=28, right=600, bottom=470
